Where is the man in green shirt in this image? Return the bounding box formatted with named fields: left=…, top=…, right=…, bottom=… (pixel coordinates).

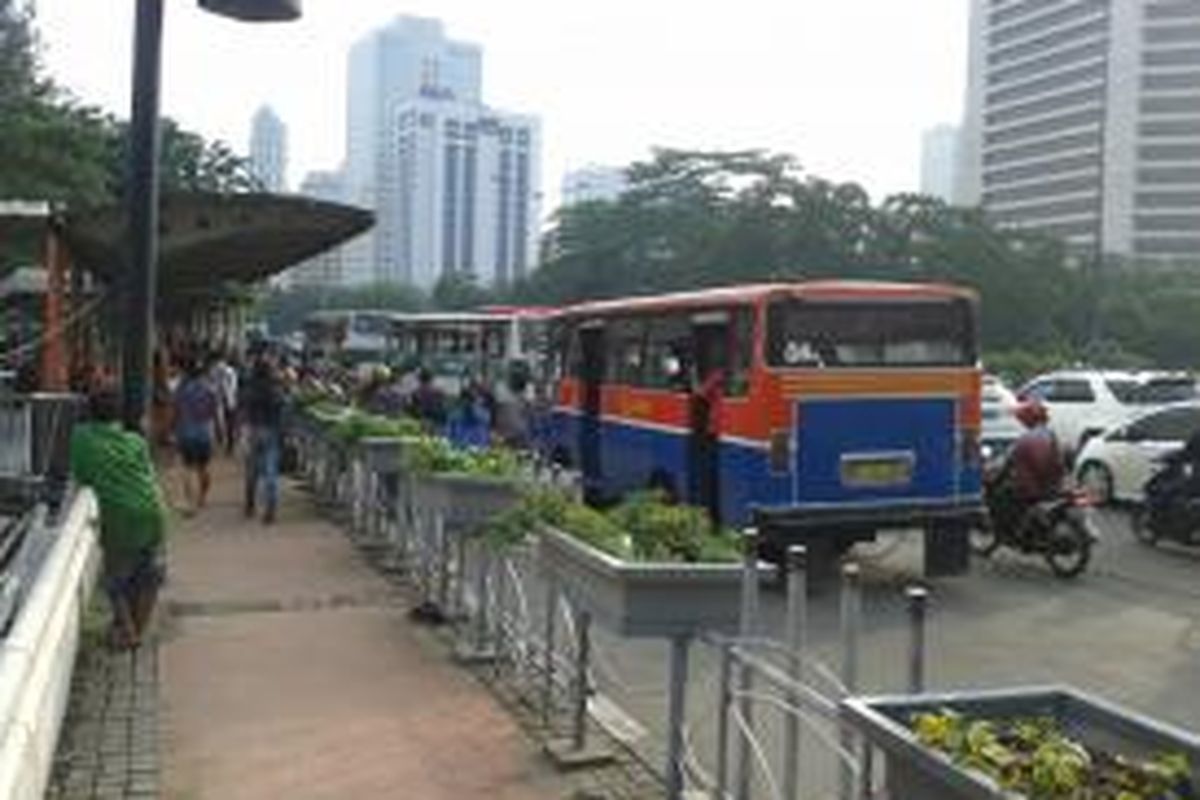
left=69, top=390, right=168, bottom=650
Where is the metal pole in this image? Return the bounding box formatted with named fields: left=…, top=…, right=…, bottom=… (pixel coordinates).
left=906, top=586, right=929, bottom=694
left=715, top=638, right=733, bottom=799
left=542, top=577, right=559, bottom=727
left=839, top=561, right=861, bottom=800
left=666, top=634, right=692, bottom=800
left=571, top=609, right=592, bottom=752
left=474, top=543, right=490, bottom=653
left=454, top=531, right=467, bottom=620
left=736, top=527, right=759, bottom=800
left=783, top=545, right=807, bottom=800
left=122, top=0, right=165, bottom=431
left=436, top=513, right=450, bottom=613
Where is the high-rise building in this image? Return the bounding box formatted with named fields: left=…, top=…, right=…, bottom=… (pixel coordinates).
left=249, top=105, right=288, bottom=193
left=920, top=125, right=960, bottom=203
left=389, top=100, right=541, bottom=288
left=289, top=170, right=346, bottom=288
left=561, top=165, right=629, bottom=207
left=344, top=15, right=541, bottom=287
left=958, top=1, right=1200, bottom=259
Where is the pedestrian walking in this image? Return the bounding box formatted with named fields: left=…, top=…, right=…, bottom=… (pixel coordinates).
left=242, top=354, right=285, bottom=524
left=209, top=349, right=240, bottom=455
left=172, top=358, right=218, bottom=514
left=69, top=389, right=168, bottom=650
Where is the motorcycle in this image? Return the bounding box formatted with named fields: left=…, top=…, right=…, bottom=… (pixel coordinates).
left=1132, top=450, right=1200, bottom=547
left=972, top=465, right=1097, bottom=578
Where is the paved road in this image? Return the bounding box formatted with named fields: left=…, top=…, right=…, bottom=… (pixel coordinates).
left=523, top=507, right=1200, bottom=793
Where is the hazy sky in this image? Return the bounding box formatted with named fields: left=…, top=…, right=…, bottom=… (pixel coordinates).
left=35, top=1, right=968, bottom=211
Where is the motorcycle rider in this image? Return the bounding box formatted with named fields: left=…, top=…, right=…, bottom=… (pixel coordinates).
left=998, top=399, right=1066, bottom=536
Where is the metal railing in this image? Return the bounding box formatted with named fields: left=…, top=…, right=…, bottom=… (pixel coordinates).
left=295, top=421, right=935, bottom=800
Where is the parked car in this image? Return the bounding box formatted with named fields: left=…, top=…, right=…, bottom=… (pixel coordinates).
left=1018, top=370, right=1197, bottom=454
left=1074, top=401, right=1200, bottom=504
left=981, top=374, right=1022, bottom=456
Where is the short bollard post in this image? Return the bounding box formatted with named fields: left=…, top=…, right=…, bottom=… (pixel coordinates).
left=572, top=609, right=592, bottom=751
left=906, top=585, right=929, bottom=694
left=839, top=561, right=861, bottom=800
left=454, top=531, right=468, bottom=620
left=542, top=578, right=559, bottom=727
left=543, top=603, right=612, bottom=769
left=715, top=637, right=734, bottom=799
left=436, top=512, right=450, bottom=614
left=735, top=527, right=760, bottom=800
left=474, top=545, right=491, bottom=650
left=665, top=633, right=692, bottom=800
left=783, top=545, right=807, bottom=800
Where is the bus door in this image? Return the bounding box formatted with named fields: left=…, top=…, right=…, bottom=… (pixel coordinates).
left=578, top=324, right=605, bottom=503
left=690, top=312, right=729, bottom=522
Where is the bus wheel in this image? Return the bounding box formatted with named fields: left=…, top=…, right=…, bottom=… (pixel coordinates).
left=647, top=471, right=679, bottom=503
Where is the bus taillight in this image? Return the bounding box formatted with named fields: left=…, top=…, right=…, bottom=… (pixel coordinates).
left=770, top=429, right=791, bottom=473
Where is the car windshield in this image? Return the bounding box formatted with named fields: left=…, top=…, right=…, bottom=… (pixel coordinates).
left=1107, top=378, right=1197, bottom=405
left=765, top=298, right=975, bottom=368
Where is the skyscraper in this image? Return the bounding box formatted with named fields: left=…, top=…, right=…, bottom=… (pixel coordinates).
left=249, top=105, right=288, bottom=193
left=920, top=125, right=960, bottom=203
left=958, top=1, right=1200, bottom=259
left=345, top=15, right=541, bottom=287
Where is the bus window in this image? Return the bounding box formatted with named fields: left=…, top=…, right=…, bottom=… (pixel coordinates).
left=765, top=299, right=974, bottom=368
left=726, top=310, right=754, bottom=397
left=645, top=314, right=692, bottom=391
left=606, top=319, right=645, bottom=385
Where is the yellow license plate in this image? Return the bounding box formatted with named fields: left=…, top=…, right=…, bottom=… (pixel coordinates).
left=841, top=455, right=914, bottom=488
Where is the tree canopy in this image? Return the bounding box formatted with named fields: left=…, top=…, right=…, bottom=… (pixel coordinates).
left=0, top=0, right=256, bottom=214
left=513, top=148, right=1200, bottom=374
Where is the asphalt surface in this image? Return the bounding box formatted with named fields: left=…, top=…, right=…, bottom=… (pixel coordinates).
left=530, top=507, right=1200, bottom=794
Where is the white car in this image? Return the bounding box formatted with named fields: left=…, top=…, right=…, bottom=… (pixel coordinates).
left=1074, top=402, right=1200, bottom=504
left=981, top=374, right=1022, bottom=453
left=1019, top=370, right=1197, bottom=453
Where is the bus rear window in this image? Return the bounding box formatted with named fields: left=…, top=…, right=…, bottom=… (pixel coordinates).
left=766, top=299, right=975, bottom=368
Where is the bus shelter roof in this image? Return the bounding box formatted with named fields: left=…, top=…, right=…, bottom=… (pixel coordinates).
left=62, top=191, right=373, bottom=295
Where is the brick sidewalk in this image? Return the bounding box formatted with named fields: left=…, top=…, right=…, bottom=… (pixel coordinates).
left=45, top=641, right=161, bottom=800
left=155, top=459, right=568, bottom=800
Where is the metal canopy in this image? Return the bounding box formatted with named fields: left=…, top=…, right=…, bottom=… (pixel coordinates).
left=62, top=191, right=373, bottom=294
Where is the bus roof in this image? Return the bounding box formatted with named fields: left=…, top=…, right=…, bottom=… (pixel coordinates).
left=555, top=281, right=978, bottom=319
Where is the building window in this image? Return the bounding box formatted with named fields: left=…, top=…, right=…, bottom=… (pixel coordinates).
left=514, top=151, right=530, bottom=278
left=496, top=150, right=513, bottom=283
left=462, top=147, right=477, bottom=271
left=443, top=144, right=460, bottom=273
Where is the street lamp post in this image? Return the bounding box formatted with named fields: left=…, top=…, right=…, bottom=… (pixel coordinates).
left=121, top=0, right=300, bottom=431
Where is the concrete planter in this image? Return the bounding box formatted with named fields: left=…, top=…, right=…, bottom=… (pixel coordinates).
left=841, top=686, right=1200, bottom=800
left=411, top=472, right=522, bottom=534
left=356, top=436, right=418, bottom=475
left=538, top=526, right=751, bottom=638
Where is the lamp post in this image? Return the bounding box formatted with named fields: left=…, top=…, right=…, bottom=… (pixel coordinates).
left=121, top=0, right=300, bottom=431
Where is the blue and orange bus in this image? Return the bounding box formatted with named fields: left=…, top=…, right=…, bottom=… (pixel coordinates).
left=546, top=281, right=984, bottom=575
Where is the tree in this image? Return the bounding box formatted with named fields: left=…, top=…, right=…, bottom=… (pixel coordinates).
left=431, top=270, right=492, bottom=310
left=525, top=147, right=1142, bottom=363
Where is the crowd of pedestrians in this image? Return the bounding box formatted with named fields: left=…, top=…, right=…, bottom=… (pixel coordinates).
left=66, top=339, right=541, bottom=651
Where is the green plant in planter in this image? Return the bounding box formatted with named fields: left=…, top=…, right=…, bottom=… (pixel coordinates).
left=912, top=710, right=1193, bottom=800
left=408, top=435, right=524, bottom=478
left=484, top=488, right=739, bottom=564
left=331, top=411, right=423, bottom=443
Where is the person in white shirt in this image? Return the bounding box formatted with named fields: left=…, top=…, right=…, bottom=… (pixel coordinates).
left=209, top=351, right=240, bottom=455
